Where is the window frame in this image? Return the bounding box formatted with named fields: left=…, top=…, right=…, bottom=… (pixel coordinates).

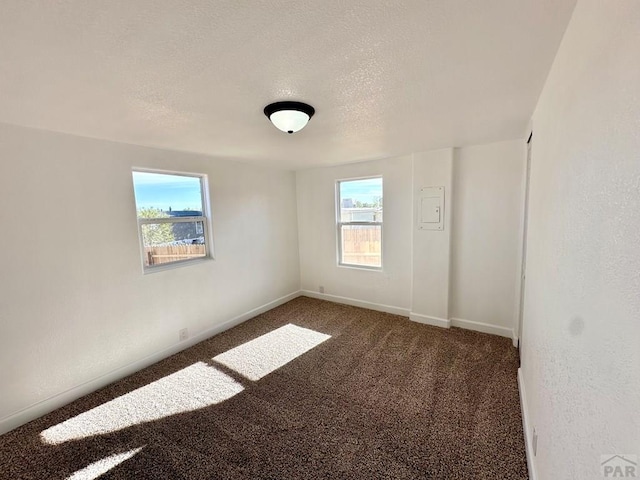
left=335, top=175, right=383, bottom=271
left=132, top=167, right=214, bottom=273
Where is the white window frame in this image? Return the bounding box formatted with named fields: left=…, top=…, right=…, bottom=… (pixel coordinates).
left=132, top=167, right=214, bottom=273
left=336, top=176, right=383, bottom=270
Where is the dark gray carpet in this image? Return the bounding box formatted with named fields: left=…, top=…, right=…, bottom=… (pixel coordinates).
left=0, top=297, right=528, bottom=479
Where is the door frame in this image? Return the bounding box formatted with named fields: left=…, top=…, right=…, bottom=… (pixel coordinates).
left=517, top=132, right=533, bottom=352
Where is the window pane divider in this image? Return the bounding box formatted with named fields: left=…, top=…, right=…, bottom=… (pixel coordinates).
left=337, top=222, right=382, bottom=226
left=138, top=216, right=204, bottom=225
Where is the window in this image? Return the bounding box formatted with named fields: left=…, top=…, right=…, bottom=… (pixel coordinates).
left=132, top=169, right=212, bottom=271
left=336, top=177, right=383, bottom=269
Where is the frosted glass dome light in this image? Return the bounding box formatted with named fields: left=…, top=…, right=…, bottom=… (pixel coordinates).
left=264, top=101, right=315, bottom=134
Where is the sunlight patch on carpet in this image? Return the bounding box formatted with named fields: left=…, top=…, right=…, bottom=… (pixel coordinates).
left=66, top=447, right=143, bottom=480
left=212, top=323, right=331, bottom=381
left=40, top=363, right=243, bottom=444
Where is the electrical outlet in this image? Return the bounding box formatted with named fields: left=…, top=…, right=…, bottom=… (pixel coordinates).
left=532, top=427, right=538, bottom=456
left=319, top=285, right=325, bottom=293
left=179, top=328, right=189, bottom=342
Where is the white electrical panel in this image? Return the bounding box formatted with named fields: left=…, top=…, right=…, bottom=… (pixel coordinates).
left=418, top=186, right=444, bottom=231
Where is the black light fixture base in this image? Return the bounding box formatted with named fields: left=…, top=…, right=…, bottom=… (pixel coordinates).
left=264, top=101, right=315, bottom=120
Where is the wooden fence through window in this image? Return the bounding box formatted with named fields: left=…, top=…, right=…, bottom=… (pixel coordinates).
left=145, top=244, right=206, bottom=266
left=341, top=225, right=381, bottom=267
left=144, top=228, right=380, bottom=267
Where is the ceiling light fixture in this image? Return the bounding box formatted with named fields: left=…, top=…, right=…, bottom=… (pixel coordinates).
left=264, top=101, right=315, bottom=134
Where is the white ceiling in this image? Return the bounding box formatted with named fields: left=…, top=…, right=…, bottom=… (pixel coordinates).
left=0, top=1, right=575, bottom=169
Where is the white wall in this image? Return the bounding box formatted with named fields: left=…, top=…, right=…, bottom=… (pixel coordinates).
left=297, top=141, right=525, bottom=338
left=411, top=148, right=454, bottom=325
left=521, top=1, right=640, bottom=478
left=0, top=123, right=300, bottom=432
left=450, top=141, right=525, bottom=336
left=296, top=156, right=413, bottom=314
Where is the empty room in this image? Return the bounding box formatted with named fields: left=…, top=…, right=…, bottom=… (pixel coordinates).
left=0, top=1, right=638, bottom=479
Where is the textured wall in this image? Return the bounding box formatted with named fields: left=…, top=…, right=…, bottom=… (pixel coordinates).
left=296, top=155, right=413, bottom=311
left=521, top=1, right=640, bottom=478
left=0, top=123, right=300, bottom=428
left=411, top=149, right=454, bottom=322
left=297, top=142, right=525, bottom=338
left=450, top=140, right=525, bottom=332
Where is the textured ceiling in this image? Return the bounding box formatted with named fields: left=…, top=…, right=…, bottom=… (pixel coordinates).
left=0, top=1, right=576, bottom=169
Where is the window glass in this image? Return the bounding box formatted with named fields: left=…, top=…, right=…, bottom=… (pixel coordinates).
left=337, top=177, right=383, bottom=268
left=132, top=170, right=211, bottom=270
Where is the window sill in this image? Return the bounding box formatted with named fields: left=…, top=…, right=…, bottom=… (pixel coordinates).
left=142, top=256, right=214, bottom=274
left=337, top=263, right=383, bottom=272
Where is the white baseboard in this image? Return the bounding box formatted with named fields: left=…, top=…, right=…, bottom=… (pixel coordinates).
left=512, top=331, right=519, bottom=349
left=299, top=293, right=519, bottom=346
left=409, top=312, right=451, bottom=328
left=0, top=290, right=301, bottom=436
left=300, top=290, right=410, bottom=317
left=518, top=368, right=537, bottom=480
left=450, top=317, right=515, bottom=341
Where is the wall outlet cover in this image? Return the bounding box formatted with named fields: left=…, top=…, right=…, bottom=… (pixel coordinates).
left=179, top=328, right=189, bottom=341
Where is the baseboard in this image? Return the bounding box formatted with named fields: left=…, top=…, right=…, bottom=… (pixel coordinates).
left=512, top=331, right=519, bottom=349
left=450, top=317, right=515, bottom=341
left=300, top=292, right=516, bottom=343
left=518, top=368, right=537, bottom=480
left=409, top=312, right=451, bottom=328
left=300, top=290, right=410, bottom=317
left=0, top=290, right=301, bottom=436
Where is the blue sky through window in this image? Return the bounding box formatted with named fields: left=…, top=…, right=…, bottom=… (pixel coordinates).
left=132, top=171, right=203, bottom=212
left=340, top=177, right=382, bottom=205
